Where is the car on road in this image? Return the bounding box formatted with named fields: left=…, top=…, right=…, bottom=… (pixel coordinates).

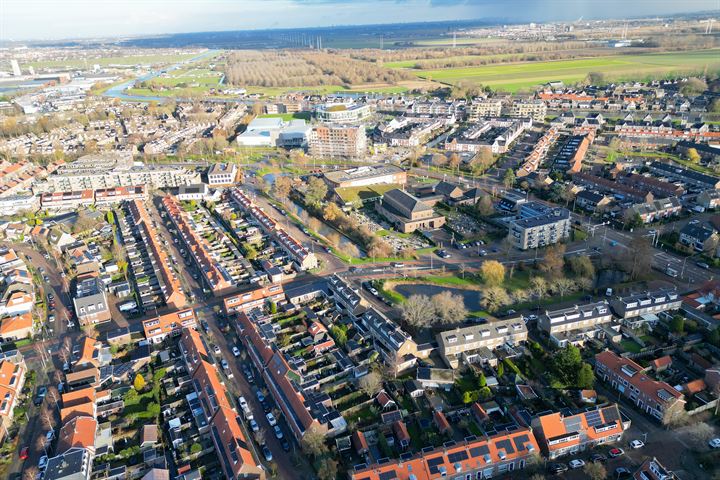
left=697, top=262, right=710, bottom=269
left=38, top=456, right=48, bottom=470
left=369, top=287, right=379, bottom=296
left=629, top=439, right=644, bottom=449
left=249, top=419, right=259, bottom=432
left=238, top=396, right=249, bottom=411
left=43, top=275, right=49, bottom=282
left=232, top=346, right=241, bottom=357
left=590, top=453, right=607, bottom=463
left=478, top=249, right=488, bottom=256
left=546, top=463, right=568, bottom=474
left=568, top=459, right=585, bottom=469
left=200, top=320, right=210, bottom=333
left=436, top=250, right=452, bottom=259
left=34, top=386, right=47, bottom=406
left=47, top=314, right=55, bottom=323
left=212, top=344, right=221, bottom=355
left=266, top=412, right=277, bottom=426
left=609, top=447, right=625, bottom=458
left=280, top=437, right=291, bottom=452
left=19, top=446, right=29, bottom=460
left=261, top=444, right=273, bottom=462
left=256, top=390, right=265, bottom=403
left=273, top=425, right=283, bottom=439
left=709, top=438, right=720, bottom=449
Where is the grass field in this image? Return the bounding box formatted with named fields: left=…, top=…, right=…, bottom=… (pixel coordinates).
left=244, top=83, right=410, bottom=97
left=335, top=183, right=403, bottom=203
left=258, top=112, right=311, bottom=121
left=400, top=49, right=720, bottom=92
left=29, top=53, right=200, bottom=70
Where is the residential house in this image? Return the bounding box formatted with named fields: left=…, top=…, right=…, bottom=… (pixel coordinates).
left=538, top=300, right=617, bottom=347
left=143, top=308, right=197, bottom=344
left=44, top=447, right=93, bottom=480
left=0, top=312, right=34, bottom=341
left=575, top=190, right=612, bottom=213
left=595, top=350, right=685, bottom=424
left=679, top=222, right=718, bottom=253
left=0, top=359, right=25, bottom=441
left=359, top=308, right=420, bottom=374
left=436, top=316, right=527, bottom=368
left=392, top=421, right=410, bottom=450
left=56, top=416, right=98, bottom=456
left=532, top=404, right=625, bottom=459
left=697, top=190, right=720, bottom=210
left=223, top=284, right=285, bottom=316
left=609, top=288, right=681, bottom=329
left=633, top=457, right=679, bottom=480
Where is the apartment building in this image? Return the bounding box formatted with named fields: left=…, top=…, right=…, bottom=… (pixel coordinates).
left=679, top=222, right=718, bottom=252
left=308, top=124, right=367, bottom=159
left=539, top=300, right=616, bottom=347
left=44, top=447, right=94, bottom=480
left=533, top=404, right=625, bottom=459
left=437, top=317, right=528, bottom=369
left=377, top=116, right=447, bottom=147
left=93, top=185, right=147, bottom=206
left=327, top=274, right=367, bottom=318
left=223, top=283, right=285, bottom=316
left=40, top=190, right=95, bottom=210
left=595, top=350, right=685, bottom=424
left=142, top=308, right=197, bottom=344
left=358, top=308, right=420, bottom=374
left=0, top=359, right=25, bottom=442
left=468, top=98, right=503, bottom=121
left=351, top=427, right=540, bottom=480
left=323, top=165, right=407, bottom=190
left=206, top=163, right=237, bottom=186
left=510, top=99, right=547, bottom=122
left=445, top=117, right=530, bottom=154
left=376, top=188, right=446, bottom=233
left=73, top=275, right=111, bottom=326
left=609, top=288, right=681, bottom=329
left=508, top=203, right=570, bottom=250
left=315, top=102, right=372, bottom=124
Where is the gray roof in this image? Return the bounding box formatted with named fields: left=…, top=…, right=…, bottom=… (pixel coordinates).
left=45, top=448, right=90, bottom=480
left=680, top=222, right=716, bottom=242
left=437, top=317, right=527, bottom=349
left=383, top=188, right=432, bottom=214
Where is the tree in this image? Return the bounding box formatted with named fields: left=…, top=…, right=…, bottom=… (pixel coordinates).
left=583, top=462, right=606, bottom=480
left=133, top=373, right=146, bottom=391
left=476, top=195, right=494, bottom=216
left=503, top=168, right=516, bottom=188
left=190, top=443, right=202, bottom=455
left=497, top=362, right=504, bottom=377
left=576, top=363, right=595, bottom=389
left=480, top=286, right=511, bottom=313
left=272, top=176, right=292, bottom=200
left=623, top=210, right=644, bottom=230
left=432, top=291, right=468, bottom=324
left=317, top=458, right=338, bottom=480
left=585, top=71, right=604, bottom=85
left=330, top=325, right=347, bottom=346
left=301, top=426, right=329, bottom=457
left=670, top=315, right=685, bottom=334
left=687, top=148, right=701, bottom=164
left=619, top=236, right=653, bottom=280
left=480, top=260, right=505, bottom=286
left=685, top=421, right=714, bottom=447
left=358, top=371, right=382, bottom=397
left=322, top=203, right=342, bottom=222
left=530, top=277, right=548, bottom=302
left=680, top=77, right=708, bottom=95
left=552, top=278, right=576, bottom=299
left=539, top=244, right=566, bottom=278
left=305, top=177, right=328, bottom=206
left=567, top=256, right=595, bottom=279
left=448, top=152, right=461, bottom=172
left=400, top=294, right=435, bottom=327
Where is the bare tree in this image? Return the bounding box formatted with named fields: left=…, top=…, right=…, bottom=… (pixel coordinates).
left=552, top=278, right=577, bottom=299
left=432, top=291, right=468, bottom=324
left=399, top=294, right=435, bottom=327
left=530, top=277, right=548, bottom=303
left=301, top=426, right=328, bottom=458
left=358, top=371, right=382, bottom=397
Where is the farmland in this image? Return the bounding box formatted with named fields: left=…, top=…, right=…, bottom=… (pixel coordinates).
left=29, top=52, right=201, bottom=70
left=397, top=49, right=720, bottom=92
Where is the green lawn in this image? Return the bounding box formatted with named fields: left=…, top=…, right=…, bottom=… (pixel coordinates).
left=335, top=184, right=403, bottom=204
left=620, top=339, right=643, bottom=353
left=403, top=49, right=720, bottom=92
left=244, top=83, right=408, bottom=97
left=258, top=112, right=311, bottom=122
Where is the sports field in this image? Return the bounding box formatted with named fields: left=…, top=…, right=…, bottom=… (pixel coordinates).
left=401, top=49, right=720, bottom=92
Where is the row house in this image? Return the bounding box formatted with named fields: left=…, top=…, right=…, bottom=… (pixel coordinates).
left=142, top=308, right=197, bottom=344
left=609, top=288, right=681, bottom=329
left=627, top=197, right=682, bottom=224
left=436, top=316, right=527, bottom=368
left=222, top=283, right=285, bottom=316
left=539, top=300, right=617, bottom=347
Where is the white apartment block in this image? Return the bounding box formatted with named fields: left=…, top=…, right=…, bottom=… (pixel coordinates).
left=309, top=125, right=367, bottom=159
left=468, top=99, right=503, bottom=121
left=510, top=100, right=547, bottom=122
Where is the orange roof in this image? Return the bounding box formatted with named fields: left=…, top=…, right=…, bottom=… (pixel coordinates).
left=684, top=379, right=706, bottom=394
left=223, top=283, right=284, bottom=315
left=192, top=359, right=233, bottom=414
left=57, top=416, right=97, bottom=454
left=143, top=308, right=196, bottom=340
left=352, top=428, right=539, bottom=480
left=210, top=406, right=263, bottom=478
left=650, top=355, right=672, bottom=369
left=536, top=405, right=623, bottom=452
left=0, top=313, right=32, bottom=335
left=0, top=361, right=24, bottom=418
left=76, top=337, right=98, bottom=367
left=392, top=421, right=410, bottom=442
left=433, top=410, right=451, bottom=433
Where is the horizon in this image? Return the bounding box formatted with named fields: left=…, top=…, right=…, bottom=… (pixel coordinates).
left=1, top=0, right=717, bottom=42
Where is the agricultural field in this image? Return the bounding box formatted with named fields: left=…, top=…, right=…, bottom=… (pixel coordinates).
left=397, top=49, right=720, bottom=92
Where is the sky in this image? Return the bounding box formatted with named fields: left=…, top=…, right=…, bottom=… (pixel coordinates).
left=1, top=0, right=717, bottom=41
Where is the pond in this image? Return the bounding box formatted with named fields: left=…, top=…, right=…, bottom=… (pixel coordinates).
left=394, top=284, right=483, bottom=311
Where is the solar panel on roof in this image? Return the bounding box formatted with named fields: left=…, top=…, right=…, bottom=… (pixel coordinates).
left=353, top=464, right=368, bottom=471
left=427, top=456, right=445, bottom=474
left=602, top=406, right=620, bottom=424
left=422, top=446, right=435, bottom=454
left=400, top=453, right=413, bottom=461
left=585, top=410, right=603, bottom=428
left=379, top=471, right=397, bottom=480
left=448, top=450, right=469, bottom=463
left=563, top=417, right=582, bottom=433
left=495, top=439, right=515, bottom=454
left=444, top=441, right=456, bottom=448
left=515, top=433, right=532, bottom=451
left=470, top=445, right=490, bottom=458
left=378, top=458, right=390, bottom=465
left=464, top=435, right=477, bottom=442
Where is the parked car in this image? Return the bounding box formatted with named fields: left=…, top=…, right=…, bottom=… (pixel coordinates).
left=614, top=467, right=632, bottom=479
left=238, top=396, right=248, bottom=411
left=709, top=438, right=720, bottom=449
left=34, top=386, right=47, bottom=406
left=45, top=430, right=54, bottom=443
left=38, top=456, right=48, bottom=470
left=273, top=425, right=283, bottom=439
left=232, top=346, right=241, bottom=357
left=266, top=412, right=277, bottom=426
left=261, top=444, right=273, bottom=462
left=697, top=262, right=710, bottom=269
left=629, top=439, right=644, bottom=449
left=590, top=453, right=607, bottom=463
left=256, top=390, right=265, bottom=403
left=19, top=446, right=29, bottom=460
left=200, top=320, right=210, bottom=333
left=568, top=459, right=585, bottom=469
left=249, top=419, right=259, bottom=432
left=547, top=463, right=568, bottom=474
left=280, top=437, right=291, bottom=452
left=609, top=447, right=625, bottom=458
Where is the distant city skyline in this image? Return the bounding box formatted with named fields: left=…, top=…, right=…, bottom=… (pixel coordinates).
left=1, top=0, right=717, bottom=41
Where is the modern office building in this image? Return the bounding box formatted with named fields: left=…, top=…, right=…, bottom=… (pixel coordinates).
left=314, top=102, right=372, bottom=124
